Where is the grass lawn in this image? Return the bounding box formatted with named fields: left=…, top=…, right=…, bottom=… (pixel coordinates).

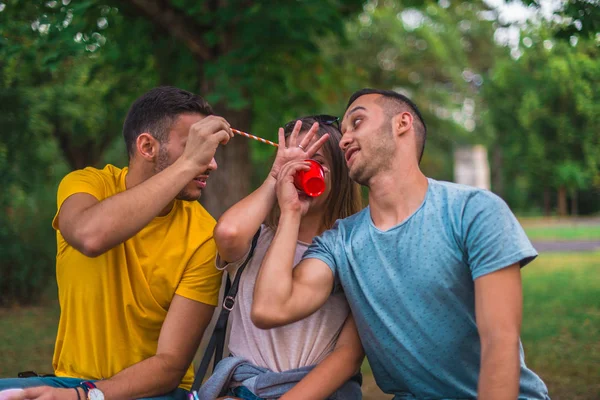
left=0, top=301, right=60, bottom=377
left=519, top=217, right=600, bottom=241
left=520, top=250, right=600, bottom=400
left=1, top=251, right=598, bottom=399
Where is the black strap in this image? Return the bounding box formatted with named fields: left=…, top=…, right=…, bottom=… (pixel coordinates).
left=191, top=227, right=261, bottom=392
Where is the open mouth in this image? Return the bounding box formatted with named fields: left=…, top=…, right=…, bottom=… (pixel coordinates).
left=345, top=147, right=359, bottom=164
left=193, top=176, right=208, bottom=188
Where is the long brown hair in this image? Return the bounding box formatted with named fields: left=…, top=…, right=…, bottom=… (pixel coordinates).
left=266, top=116, right=363, bottom=233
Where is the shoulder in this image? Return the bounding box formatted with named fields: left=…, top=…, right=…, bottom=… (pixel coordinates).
left=177, top=201, right=218, bottom=247
left=57, top=165, right=123, bottom=200
left=428, top=178, right=507, bottom=213
left=428, top=178, right=482, bottom=202
left=62, top=164, right=118, bottom=182
left=60, top=164, right=125, bottom=191
left=332, top=207, right=370, bottom=232
left=312, top=208, right=369, bottom=249
left=184, top=201, right=217, bottom=226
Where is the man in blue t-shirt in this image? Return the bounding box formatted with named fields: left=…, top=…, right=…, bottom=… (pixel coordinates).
left=252, top=88, right=550, bottom=399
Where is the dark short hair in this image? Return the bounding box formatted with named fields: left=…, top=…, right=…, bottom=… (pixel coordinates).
left=347, top=88, right=427, bottom=163
left=122, top=86, right=214, bottom=158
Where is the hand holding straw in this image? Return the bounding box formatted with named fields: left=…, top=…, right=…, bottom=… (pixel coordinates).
left=232, top=128, right=279, bottom=147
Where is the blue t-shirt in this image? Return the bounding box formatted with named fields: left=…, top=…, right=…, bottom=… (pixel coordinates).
left=303, top=179, right=549, bottom=399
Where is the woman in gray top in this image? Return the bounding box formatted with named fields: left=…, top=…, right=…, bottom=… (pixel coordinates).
left=207, top=116, right=364, bottom=400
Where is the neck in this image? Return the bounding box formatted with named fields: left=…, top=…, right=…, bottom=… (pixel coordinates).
left=126, top=162, right=175, bottom=217
left=297, top=211, right=324, bottom=243
left=367, top=160, right=428, bottom=231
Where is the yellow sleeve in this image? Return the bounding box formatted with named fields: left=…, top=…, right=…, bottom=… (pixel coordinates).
left=175, top=238, right=223, bottom=306
left=52, top=168, right=107, bottom=230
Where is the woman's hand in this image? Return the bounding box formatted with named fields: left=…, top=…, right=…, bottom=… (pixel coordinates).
left=269, top=120, right=329, bottom=180
left=275, top=160, right=313, bottom=217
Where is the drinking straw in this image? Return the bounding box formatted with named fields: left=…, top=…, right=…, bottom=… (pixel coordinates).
left=232, top=128, right=279, bottom=147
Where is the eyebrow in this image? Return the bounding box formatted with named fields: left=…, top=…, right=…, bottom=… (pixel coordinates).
left=341, top=106, right=367, bottom=131
left=347, top=106, right=366, bottom=116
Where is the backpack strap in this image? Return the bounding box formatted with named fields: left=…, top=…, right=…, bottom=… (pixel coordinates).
left=191, top=227, right=261, bottom=392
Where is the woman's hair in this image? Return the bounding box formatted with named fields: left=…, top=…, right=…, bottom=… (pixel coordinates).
left=266, top=116, right=363, bottom=233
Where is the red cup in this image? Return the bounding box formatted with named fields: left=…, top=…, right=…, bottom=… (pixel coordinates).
left=294, top=160, right=326, bottom=197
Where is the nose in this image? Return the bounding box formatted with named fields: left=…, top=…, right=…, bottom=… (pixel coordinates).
left=339, top=134, right=352, bottom=152
left=207, top=157, right=218, bottom=171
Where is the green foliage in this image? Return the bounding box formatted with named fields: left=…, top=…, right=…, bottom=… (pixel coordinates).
left=0, top=0, right=366, bottom=304
left=273, top=0, right=508, bottom=182
left=484, top=32, right=600, bottom=212
left=0, top=1, right=149, bottom=304
left=1, top=0, right=599, bottom=303
left=519, top=0, right=600, bottom=40
left=0, top=87, right=66, bottom=305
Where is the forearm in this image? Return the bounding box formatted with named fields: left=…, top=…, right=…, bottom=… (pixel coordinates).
left=95, top=353, right=187, bottom=400
left=281, top=349, right=363, bottom=400
left=215, top=176, right=277, bottom=261
left=478, top=338, right=520, bottom=400
left=252, top=211, right=302, bottom=321
left=75, top=158, right=198, bottom=255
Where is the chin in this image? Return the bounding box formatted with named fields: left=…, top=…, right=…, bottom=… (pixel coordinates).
left=177, top=190, right=202, bottom=202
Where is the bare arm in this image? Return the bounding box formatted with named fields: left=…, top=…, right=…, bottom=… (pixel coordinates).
left=252, top=160, right=335, bottom=328
left=18, top=295, right=215, bottom=400
left=475, top=263, right=522, bottom=400
left=95, top=295, right=215, bottom=399
left=281, top=314, right=365, bottom=400
left=57, top=116, right=232, bottom=257
left=215, top=121, right=328, bottom=262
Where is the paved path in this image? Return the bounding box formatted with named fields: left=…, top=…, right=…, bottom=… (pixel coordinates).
left=532, top=240, right=600, bottom=253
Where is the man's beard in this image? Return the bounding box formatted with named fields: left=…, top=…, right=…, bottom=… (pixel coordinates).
left=155, top=147, right=203, bottom=202
left=350, top=124, right=395, bottom=186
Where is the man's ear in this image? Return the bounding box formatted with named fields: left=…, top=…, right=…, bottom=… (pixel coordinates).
left=135, top=133, right=159, bottom=161
left=393, top=111, right=413, bottom=137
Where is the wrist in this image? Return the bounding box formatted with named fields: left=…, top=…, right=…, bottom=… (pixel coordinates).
left=73, top=387, right=83, bottom=400
left=79, top=381, right=105, bottom=400
left=173, top=156, right=203, bottom=178
left=264, top=174, right=278, bottom=188
left=279, top=208, right=302, bottom=224
left=268, top=166, right=280, bottom=181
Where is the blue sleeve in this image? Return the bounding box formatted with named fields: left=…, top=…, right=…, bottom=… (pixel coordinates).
left=302, top=221, right=340, bottom=280
left=462, top=190, right=538, bottom=280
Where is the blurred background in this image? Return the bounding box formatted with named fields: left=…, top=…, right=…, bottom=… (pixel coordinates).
left=0, top=0, right=598, bottom=399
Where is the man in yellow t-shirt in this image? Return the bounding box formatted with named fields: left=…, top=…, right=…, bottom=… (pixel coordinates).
left=0, top=86, right=234, bottom=400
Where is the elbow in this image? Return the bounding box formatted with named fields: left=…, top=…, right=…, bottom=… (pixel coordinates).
left=166, top=376, right=183, bottom=393
left=155, top=355, right=187, bottom=392
left=251, top=304, right=285, bottom=330
left=78, top=238, right=105, bottom=258
left=71, top=227, right=106, bottom=258
left=352, top=354, right=365, bottom=373
left=214, top=220, right=239, bottom=245
left=348, top=348, right=365, bottom=372
left=214, top=221, right=252, bottom=262
left=336, top=345, right=365, bottom=373
left=214, top=221, right=242, bottom=255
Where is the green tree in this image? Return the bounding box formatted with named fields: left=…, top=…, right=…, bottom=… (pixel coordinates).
left=485, top=32, right=600, bottom=215
left=1, top=0, right=365, bottom=216
left=307, top=0, right=506, bottom=181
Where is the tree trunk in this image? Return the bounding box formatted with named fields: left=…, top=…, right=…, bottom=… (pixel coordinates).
left=543, top=187, right=552, bottom=216
left=491, top=145, right=504, bottom=197
left=557, top=186, right=568, bottom=217
left=570, top=190, right=578, bottom=216
left=200, top=106, right=252, bottom=218
left=54, top=129, right=110, bottom=170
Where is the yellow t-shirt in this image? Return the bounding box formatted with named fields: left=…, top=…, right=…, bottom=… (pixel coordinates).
left=51, top=164, right=222, bottom=390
